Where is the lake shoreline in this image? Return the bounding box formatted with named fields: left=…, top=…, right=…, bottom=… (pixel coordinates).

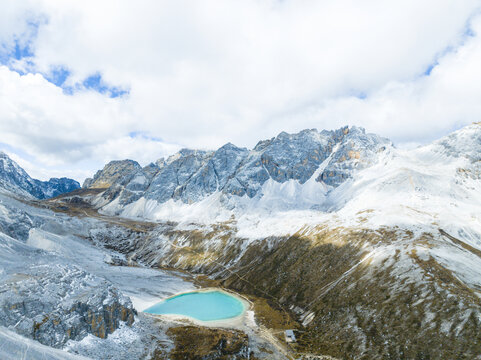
left=142, top=287, right=253, bottom=328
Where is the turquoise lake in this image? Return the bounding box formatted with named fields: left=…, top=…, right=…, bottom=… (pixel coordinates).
left=143, top=290, right=245, bottom=321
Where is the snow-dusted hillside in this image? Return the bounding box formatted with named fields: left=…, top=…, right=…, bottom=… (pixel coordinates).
left=84, top=123, right=481, bottom=242
left=71, top=123, right=481, bottom=358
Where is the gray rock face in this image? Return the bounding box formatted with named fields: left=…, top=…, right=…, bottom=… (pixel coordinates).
left=223, top=127, right=348, bottom=197
left=144, top=149, right=214, bottom=203
left=0, top=262, right=135, bottom=348
left=0, top=203, right=43, bottom=241
left=174, top=144, right=249, bottom=203
left=34, top=178, right=81, bottom=199
left=318, top=126, right=391, bottom=187
left=89, top=126, right=391, bottom=207
left=0, top=152, right=80, bottom=199
left=0, top=198, right=136, bottom=349
left=0, top=152, right=38, bottom=198
left=83, top=160, right=142, bottom=189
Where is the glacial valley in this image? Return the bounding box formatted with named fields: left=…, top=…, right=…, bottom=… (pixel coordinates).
left=1, top=124, right=481, bottom=359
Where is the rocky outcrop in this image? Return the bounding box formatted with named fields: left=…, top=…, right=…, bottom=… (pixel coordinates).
left=83, top=159, right=142, bottom=189
left=0, top=260, right=136, bottom=348
left=34, top=177, right=80, bottom=199
left=145, top=149, right=215, bottom=203
left=172, top=144, right=248, bottom=203
left=0, top=210, right=136, bottom=350
left=0, top=204, right=43, bottom=241
left=317, top=126, right=389, bottom=187
left=0, top=151, right=39, bottom=198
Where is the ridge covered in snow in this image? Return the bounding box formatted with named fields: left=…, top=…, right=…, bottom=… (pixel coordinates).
left=0, top=152, right=80, bottom=199
left=80, top=124, right=481, bottom=292
left=81, top=123, right=481, bottom=243
left=84, top=125, right=391, bottom=220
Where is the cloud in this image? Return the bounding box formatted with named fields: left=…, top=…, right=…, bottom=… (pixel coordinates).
left=0, top=66, right=179, bottom=180
left=277, top=14, right=481, bottom=146
left=0, top=0, right=480, bottom=181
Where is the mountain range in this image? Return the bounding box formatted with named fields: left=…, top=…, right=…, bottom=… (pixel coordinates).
left=1, top=124, right=481, bottom=359
left=83, top=126, right=390, bottom=216
left=0, top=152, right=80, bottom=199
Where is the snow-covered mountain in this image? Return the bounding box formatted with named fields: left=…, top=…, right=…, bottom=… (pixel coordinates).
left=2, top=124, right=481, bottom=359
left=0, top=152, right=80, bottom=199
left=0, top=151, right=284, bottom=359
left=82, top=123, right=481, bottom=241
left=83, top=126, right=391, bottom=218
left=70, top=123, right=481, bottom=358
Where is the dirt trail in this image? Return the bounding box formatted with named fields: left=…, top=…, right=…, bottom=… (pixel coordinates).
left=255, top=326, right=296, bottom=359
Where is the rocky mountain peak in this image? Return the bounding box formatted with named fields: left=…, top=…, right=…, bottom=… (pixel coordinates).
left=0, top=152, right=79, bottom=199
left=83, top=159, right=142, bottom=189
left=86, top=125, right=392, bottom=211
left=434, top=122, right=481, bottom=162
left=35, top=177, right=81, bottom=199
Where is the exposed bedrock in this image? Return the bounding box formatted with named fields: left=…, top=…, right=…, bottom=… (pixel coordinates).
left=0, top=261, right=136, bottom=348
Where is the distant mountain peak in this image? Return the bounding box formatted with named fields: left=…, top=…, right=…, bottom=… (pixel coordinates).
left=83, top=159, right=142, bottom=189
left=0, top=152, right=80, bottom=199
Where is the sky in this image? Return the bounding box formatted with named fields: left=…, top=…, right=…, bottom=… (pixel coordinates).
left=0, top=0, right=481, bottom=183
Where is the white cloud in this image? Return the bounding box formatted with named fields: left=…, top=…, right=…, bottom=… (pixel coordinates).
left=0, top=67, right=179, bottom=180
left=0, top=0, right=480, bottom=181
left=0, top=1, right=36, bottom=51
left=276, top=14, right=481, bottom=146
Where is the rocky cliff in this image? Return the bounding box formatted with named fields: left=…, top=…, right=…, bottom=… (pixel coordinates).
left=0, top=260, right=136, bottom=348
left=0, top=193, right=136, bottom=351
left=83, top=159, right=143, bottom=189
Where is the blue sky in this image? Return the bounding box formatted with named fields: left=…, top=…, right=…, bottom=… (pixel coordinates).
left=1, top=38, right=128, bottom=98
left=0, top=0, right=481, bottom=182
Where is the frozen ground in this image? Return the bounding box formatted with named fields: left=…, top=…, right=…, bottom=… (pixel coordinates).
left=0, top=326, right=88, bottom=360
left=27, top=227, right=196, bottom=311
left=0, top=191, right=287, bottom=359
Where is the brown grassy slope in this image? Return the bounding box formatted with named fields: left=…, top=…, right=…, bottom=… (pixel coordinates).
left=219, top=229, right=481, bottom=359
